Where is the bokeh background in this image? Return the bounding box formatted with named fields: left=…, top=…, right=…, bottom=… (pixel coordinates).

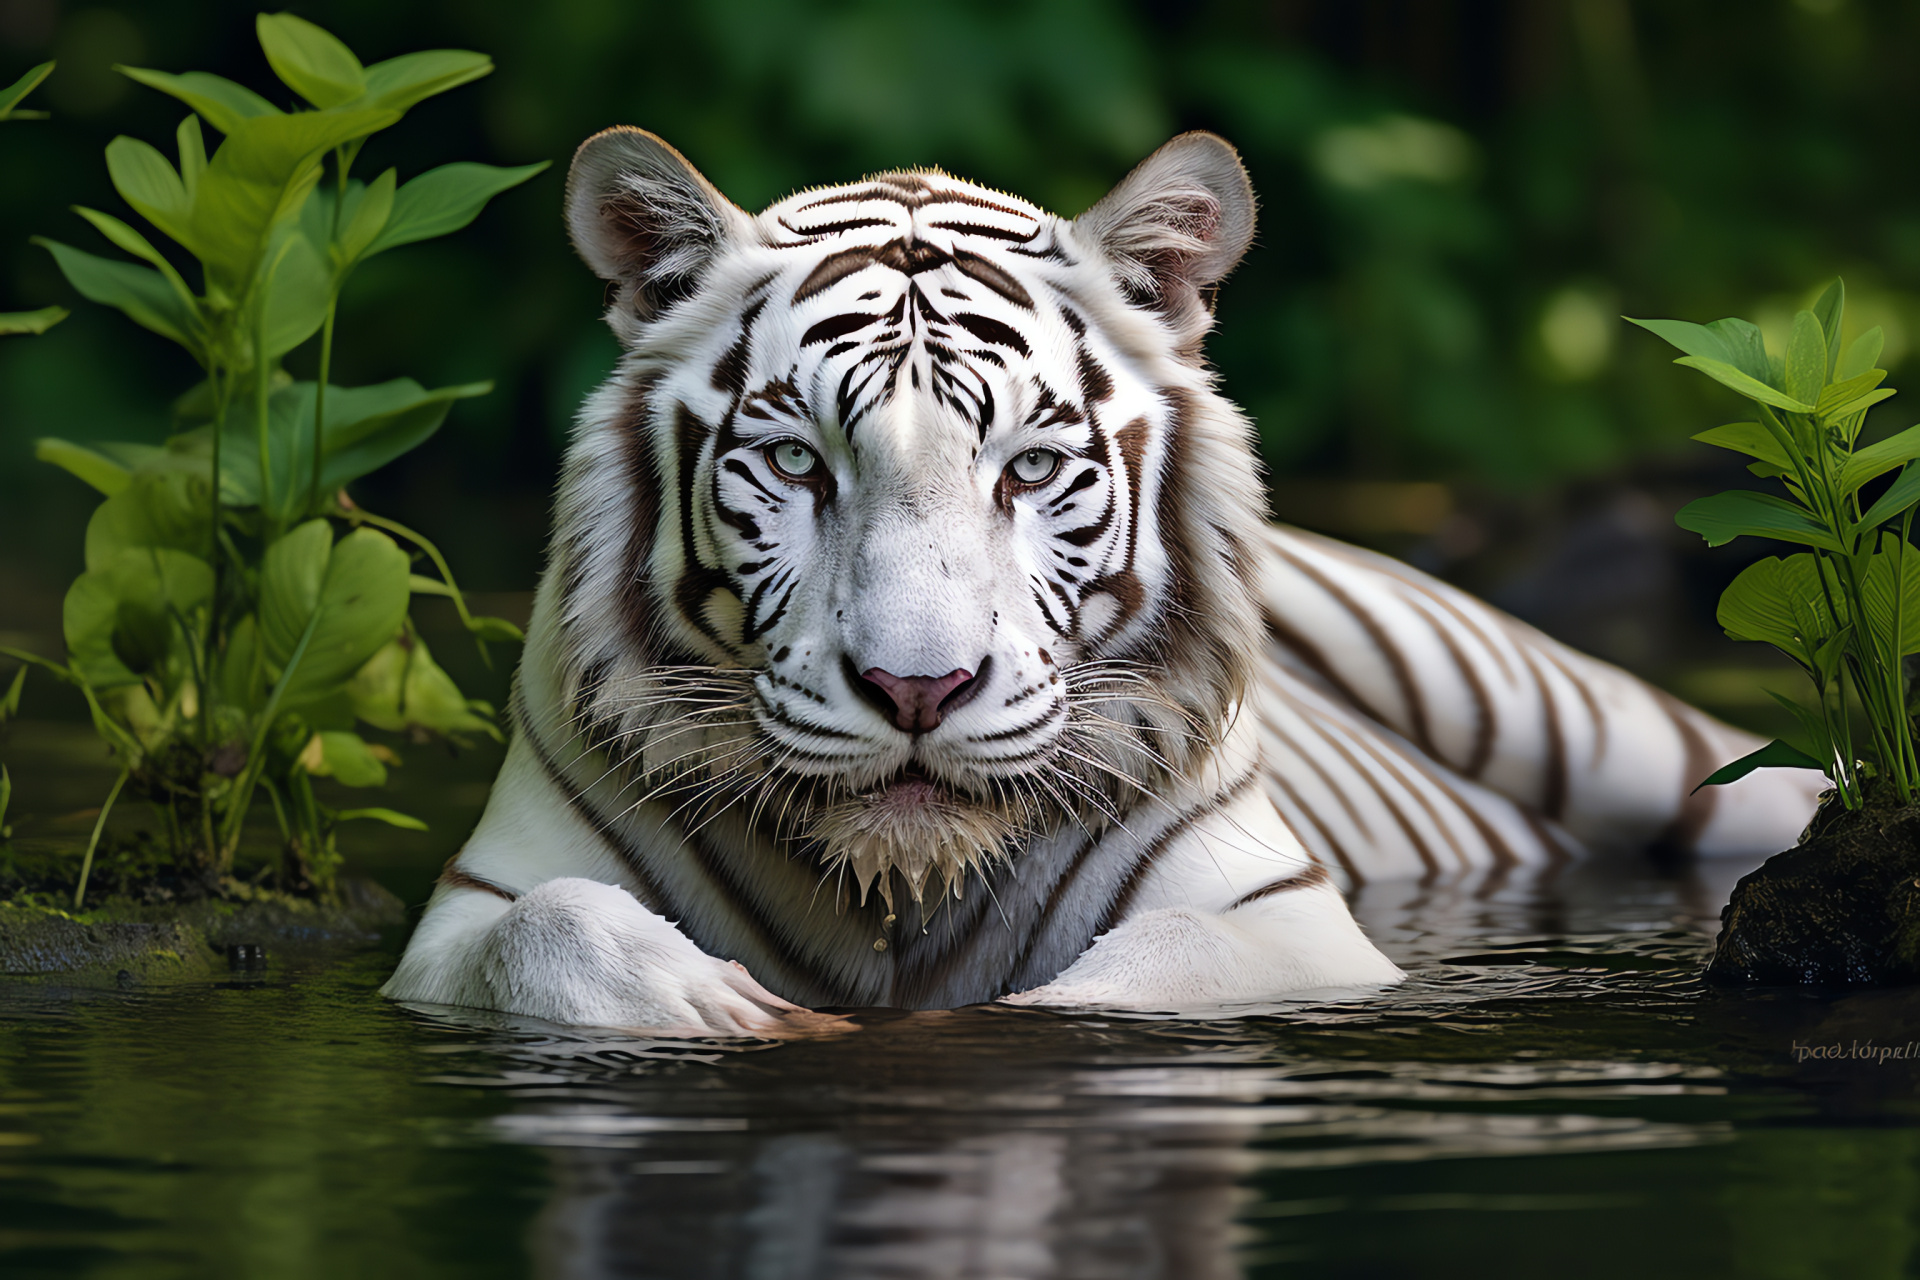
left=3, top=0, right=1914, bottom=723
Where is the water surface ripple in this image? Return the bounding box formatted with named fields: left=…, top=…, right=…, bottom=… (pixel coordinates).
left=5, top=854, right=1920, bottom=1278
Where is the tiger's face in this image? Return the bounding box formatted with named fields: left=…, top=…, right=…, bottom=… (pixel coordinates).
left=553, top=130, right=1266, bottom=908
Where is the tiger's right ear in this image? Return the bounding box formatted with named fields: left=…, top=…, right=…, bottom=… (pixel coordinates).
left=565, top=127, right=753, bottom=320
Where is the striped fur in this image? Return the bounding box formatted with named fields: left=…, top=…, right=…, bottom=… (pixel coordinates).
left=382, top=130, right=1820, bottom=1030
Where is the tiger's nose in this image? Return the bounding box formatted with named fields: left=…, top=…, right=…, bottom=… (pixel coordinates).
left=856, top=665, right=980, bottom=734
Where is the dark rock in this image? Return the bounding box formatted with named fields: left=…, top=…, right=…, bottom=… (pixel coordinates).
left=226, top=942, right=267, bottom=970
left=1707, top=803, right=1920, bottom=986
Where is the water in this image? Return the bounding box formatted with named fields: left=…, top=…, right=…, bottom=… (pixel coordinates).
left=3, top=720, right=1920, bottom=1278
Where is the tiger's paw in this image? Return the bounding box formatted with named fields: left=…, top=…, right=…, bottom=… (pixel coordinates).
left=1001, top=905, right=1402, bottom=1010
left=478, top=877, right=818, bottom=1037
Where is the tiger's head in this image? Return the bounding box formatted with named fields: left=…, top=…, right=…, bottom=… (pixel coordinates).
left=546, top=128, right=1267, bottom=910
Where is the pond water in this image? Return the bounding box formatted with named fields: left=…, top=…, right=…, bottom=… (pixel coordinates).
left=3, top=720, right=1919, bottom=1279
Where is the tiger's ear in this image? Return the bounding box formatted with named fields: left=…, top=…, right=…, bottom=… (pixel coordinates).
left=565, top=127, right=753, bottom=319
left=1073, top=132, right=1256, bottom=325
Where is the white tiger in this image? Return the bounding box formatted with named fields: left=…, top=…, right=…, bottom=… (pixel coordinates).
left=381, top=128, right=1822, bottom=1035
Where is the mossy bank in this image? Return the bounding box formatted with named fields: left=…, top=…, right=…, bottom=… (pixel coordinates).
left=0, top=878, right=405, bottom=982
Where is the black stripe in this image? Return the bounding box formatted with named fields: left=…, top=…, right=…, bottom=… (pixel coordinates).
left=1263, top=702, right=1374, bottom=840
left=949, top=312, right=1031, bottom=356
left=1097, top=768, right=1262, bottom=934
left=511, top=689, right=674, bottom=918
left=1229, top=863, right=1332, bottom=909
left=1515, top=646, right=1568, bottom=821
left=1311, top=718, right=1441, bottom=876
left=1265, top=774, right=1361, bottom=884
left=439, top=864, right=518, bottom=902
left=1650, top=690, right=1720, bottom=857
left=1277, top=545, right=1434, bottom=755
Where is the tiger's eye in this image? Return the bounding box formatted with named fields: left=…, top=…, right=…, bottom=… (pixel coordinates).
left=769, top=441, right=820, bottom=478
left=1009, top=448, right=1061, bottom=485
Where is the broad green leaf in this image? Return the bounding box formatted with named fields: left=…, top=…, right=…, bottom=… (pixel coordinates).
left=189, top=106, right=400, bottom=294
left=1824, top=388, right=1897, bottom=426
left=1692, top=421, right=1793, bottom=473
left=364, top=161, right=549, bottom=257
left=1861, top=538, right=1920, bottom=659
left=300, top=729, right=390, bottom=787
left=1675, top=490, right=1841, bottom=551
left=318, top=380, right=489, bottom=492
left=63, top=573, right=139, bottom=689
left=71, top=207, right=198, bottom=313
left=1691, top=738, right=1828, bottom=793
left=84, top=471, right=212, bottom=570
left=1784, top=310, right=1826, bottom=409
left=257, top=13, right=366, bottom=109
left=360, top=49, right=491, bottom=112
left=1812, top=279, right=1845, bottom=378
left=34, top=237, right=201, bottom=353
left=1811, top=626, right=1851, bottom=685
left=335, top=807, right=427, bottom=831
left=1673, top=356, right=1815, bottom=414
left=115, top=66, right=280, bottom=134
left=0, top=60, right=54, bottom=120
left=1815, top=368, right=1887, bottom=418
left=0, top=305, right=66, bottom=335
left=1840, top=424, right=1920, bottom=496
left=259, top=520, right=333, bottom=666
left=104, top=135, right=194, bottom=249
left=348, top=632, right=498, bottom=738
left=218, top=378, right=490, bottom=518
left=177, top=114, right=206, bottom=199
left=1625, top=316, right=1772, bottom=385
left=221, top=614, right=264, bottom=712
left=1861, top=462, right=1920, bottom=530
left=260, top=231, right=332, bottom=359
left=337, top=167, right=395, bottom=263
left=1717, top=553, right=1840, bottom=653
left=63, top=547, right=213, bottom=688
left=105, top=548, right=214, bottom=677
left=1840, top=327, right=1886, bottom=382
left=1766, top=689, right=1839, bottom=765
left=35, top=439, right=132, bottom=495
left=260, top=524, right=410, bottom=707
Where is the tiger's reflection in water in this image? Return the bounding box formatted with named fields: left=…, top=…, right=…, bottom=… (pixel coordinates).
left=410, top=859, right=1742, bottom=1280
left=528, top=1094, right=1252, bottom=1280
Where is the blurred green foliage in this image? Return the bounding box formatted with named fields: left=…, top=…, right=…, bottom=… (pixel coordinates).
left=3, top=0, right=1919, bottom=592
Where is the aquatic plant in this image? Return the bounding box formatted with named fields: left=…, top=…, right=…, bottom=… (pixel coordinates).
left=1634, top=280, right=1920, bottom=811
left=0, top=60, right=65, bottom=336
left=0, top=15, right=546, bottom=902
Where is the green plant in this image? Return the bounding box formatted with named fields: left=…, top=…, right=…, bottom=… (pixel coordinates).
left=1634, top=279, right=1920, bottom=811
left=0, top=14, right=545, bottom=900
left=0, top=60, right=66, bottom=336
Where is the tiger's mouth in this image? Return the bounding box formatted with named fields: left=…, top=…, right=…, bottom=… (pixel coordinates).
left=809, top=762, right=1019, bottom=912
left=864, top=763, right=944, bottom=806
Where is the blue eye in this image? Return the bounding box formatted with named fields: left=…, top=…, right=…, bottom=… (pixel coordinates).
left=768, top=441, right=820, bottom=479
left=1009, top=448, right=1061, bottom=485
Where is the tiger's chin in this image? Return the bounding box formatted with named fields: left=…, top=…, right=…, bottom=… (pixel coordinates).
left=807, top=769, right=1019, bottom=913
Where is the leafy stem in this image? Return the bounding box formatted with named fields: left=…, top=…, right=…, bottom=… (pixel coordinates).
left=1643, top=279, right=1920, bottom=807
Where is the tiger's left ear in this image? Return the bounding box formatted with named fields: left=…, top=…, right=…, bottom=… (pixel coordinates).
left=1073, top=132, right=1256, bottom=329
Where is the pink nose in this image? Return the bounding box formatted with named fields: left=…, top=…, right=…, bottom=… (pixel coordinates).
left=860, top=667, right=976, bottom=734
